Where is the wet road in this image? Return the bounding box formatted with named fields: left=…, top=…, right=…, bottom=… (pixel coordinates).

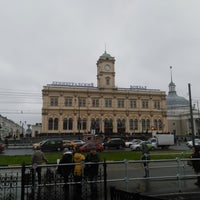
left=1, top=142, right=190, bottom=156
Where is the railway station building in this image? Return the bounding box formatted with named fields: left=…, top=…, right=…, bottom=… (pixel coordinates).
left=41, top=52, right=167, bottom=135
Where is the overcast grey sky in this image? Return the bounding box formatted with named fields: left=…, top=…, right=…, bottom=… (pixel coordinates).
left=0, top=0, right=200, bottom=126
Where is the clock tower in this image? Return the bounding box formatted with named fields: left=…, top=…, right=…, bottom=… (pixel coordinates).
left=97, top=51, right=115, bottom=89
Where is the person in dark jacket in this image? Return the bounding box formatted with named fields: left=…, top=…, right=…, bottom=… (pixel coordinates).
left=57, top=151, right=73, bottom=199
left=191, top=146, right=200, bottom=186
left=31, top=148, right=48, bottom=184
left=85, top=146, right=100, bottom=198
left=141, top=142, right=150, bottom=177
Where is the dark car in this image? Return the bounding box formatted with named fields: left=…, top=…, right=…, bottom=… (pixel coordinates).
left=103, top=138, right=125, bottom=149
left=0, top=141, right=6, bottom=153
left=79, top=142, right=104, bottom=152
left=40, top=138, right=64, bottom=152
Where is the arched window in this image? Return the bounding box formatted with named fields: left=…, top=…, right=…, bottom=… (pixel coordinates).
left=134, top=119, right=138, bottom=130
left=158, top=119, right=162, bottom=131
left=63, top=118, right=68, bottom=130
left=63, top=118, right=73, bottom=130
left=91, top=119, right=96, bottom=129
left=54, top=118, right=58, bottom=130
left=104, top=118, right=113, bottom=134
left=146, top=119, right=150, bottom=130
left=96, top=119, right=100, bottom=130
left=142, top=119, right=146, bottom=131
left=69, top=118, right=73, bottom=130
left=77, top=118, right=87, bottom=131
left=48, top=118, right=53, bottom=130
left=106, top=77, right=110, bottom=85
left=82, top=118, right=87, bottom=130
left=154, top=119, right=158, bottom=129
left=129, top=119, right=134, bottom=130
left=117, top=119, right=125, bottom=134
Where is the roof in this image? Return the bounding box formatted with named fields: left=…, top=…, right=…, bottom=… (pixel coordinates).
left=99, top=51, right=115, bottom=61
left=166, top=91, right=189, bottom=109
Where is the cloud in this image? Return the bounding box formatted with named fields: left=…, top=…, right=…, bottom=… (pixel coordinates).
left=0, top=0, right=200, bottom=124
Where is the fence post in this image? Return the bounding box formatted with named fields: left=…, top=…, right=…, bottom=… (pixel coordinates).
left=176, top=157, right=182, bottom=192
left=103, top=158, right=107, bottom=200
left=21, top=163, right=25, bottom=200
left=124, top=159, right=129, bottom=191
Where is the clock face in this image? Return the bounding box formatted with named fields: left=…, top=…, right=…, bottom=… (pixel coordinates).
left=104, top=64, right=111, bottom=71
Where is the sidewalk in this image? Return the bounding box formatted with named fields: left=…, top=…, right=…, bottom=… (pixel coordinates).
left=7, top=144, right=32, bottom=149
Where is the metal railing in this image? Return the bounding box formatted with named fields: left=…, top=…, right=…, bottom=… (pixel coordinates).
left=0, top=153, right=199, bottom=200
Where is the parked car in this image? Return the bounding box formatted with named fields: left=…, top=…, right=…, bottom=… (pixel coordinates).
left=79, top=142, right=104, bottom=152
left=130, top=141, right=152, bottom=151
left=72, top=140, right=86, bottom=147
left=125, top=139, right=143, bottom=148
left=38, top=138, right=64, bottom=152
left=186, top=139, right=200, bottom=148
left=63, top=139, right=77, bottom=150
left=103, top=138, right=125, bottom=149
left=0, top=141, right=6, bottom=153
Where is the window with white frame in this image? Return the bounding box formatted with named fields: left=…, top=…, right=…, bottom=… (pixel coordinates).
left=50, top=97, right=58, bottom=106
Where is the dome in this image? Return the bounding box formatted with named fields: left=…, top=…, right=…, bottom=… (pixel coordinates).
left=99, top=51, right=115, bottom=61
left=166, top=91, right=189, bottom=109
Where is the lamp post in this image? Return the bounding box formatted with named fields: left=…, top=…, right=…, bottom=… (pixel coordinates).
left=75, top=97, right=81, bottom=135
left=188, top=83, right=195, bottom=147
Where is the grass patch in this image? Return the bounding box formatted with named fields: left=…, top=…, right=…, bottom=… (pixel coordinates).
left=0, top=149, right=192, bottom=166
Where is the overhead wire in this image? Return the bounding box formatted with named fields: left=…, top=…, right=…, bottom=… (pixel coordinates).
left=0, top=88, right=42, bottom=115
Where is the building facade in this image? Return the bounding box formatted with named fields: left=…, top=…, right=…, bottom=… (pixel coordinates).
left=41, top=52, right=167, bottom=135
left=0, top=115, right=22, bottom=139
left=166, top=74, right=200, bottom=136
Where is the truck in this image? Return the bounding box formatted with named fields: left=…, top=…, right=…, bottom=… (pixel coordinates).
left=148, top=131, right=175, bottom=149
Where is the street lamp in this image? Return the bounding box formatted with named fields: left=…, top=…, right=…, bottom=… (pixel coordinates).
left=75, top=97, right=81, bottom=135
left=188, top=83, right=195, bottom=147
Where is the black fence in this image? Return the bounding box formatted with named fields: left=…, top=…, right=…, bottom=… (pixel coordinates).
left=0, top=163, right=162, bottom=200
left=1, top=158, right=199, bottom=200
left=110, top=187, right=164, bottom=200
left=0, top=161, right=107, bottom=200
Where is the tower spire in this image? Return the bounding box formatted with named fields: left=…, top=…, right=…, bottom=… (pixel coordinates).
left=170, top=66, right=173, bottom=83
left=168, top=66, right=176, bottom=94
left=104, top=43, right=107, bottom=54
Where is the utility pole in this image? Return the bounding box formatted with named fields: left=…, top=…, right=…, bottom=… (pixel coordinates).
left=188, top=83, right=195, bottom=147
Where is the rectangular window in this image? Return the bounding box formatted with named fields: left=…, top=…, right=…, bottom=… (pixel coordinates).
left=130, top=99, right=137, bottom=108
left=65, top=97, right=72, bottom=107
left=92, top=99, right=99, bottom=107
left=154, top=101, right=160, bottom=109
left=105, top=98, right=112, bottom=107
left=142, top=100, right=149, bottom=109
left=118, top=99, right=124, bottom=108
left=50, top=97, right=58, bottom=106
left=79, top=98, right=86, bottom=107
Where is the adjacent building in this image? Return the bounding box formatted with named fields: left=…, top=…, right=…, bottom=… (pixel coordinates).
left=41, top=52, right=167, bottom=135
left=166, top=70, right=200, bottom=136
left=0, top=115, right=22, bottom=139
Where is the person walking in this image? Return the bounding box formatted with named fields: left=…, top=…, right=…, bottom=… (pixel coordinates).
left=85, top=146, right=100, bottom=198
left=57, top=151, right=73, bottom=199
left=73, top=147, right=85, bottom=200
left=31, top=147, right=48, bottom=184
left=191, top=146, right=200, bottom=186
left=141, top=142, right=150, bottom=178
